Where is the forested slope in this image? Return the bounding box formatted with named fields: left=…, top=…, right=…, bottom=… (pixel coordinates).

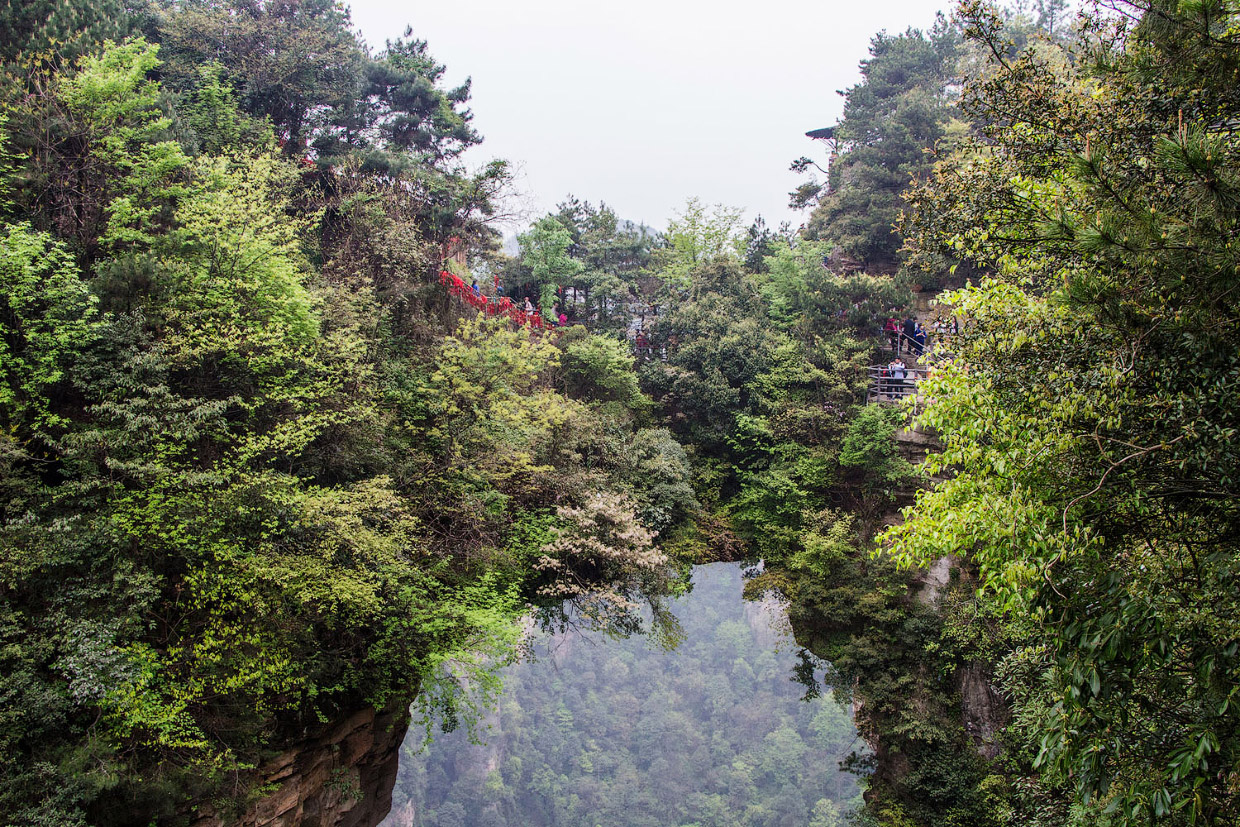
left=0, top=3, right=689, bottom=823
left=3, top=0, right=1239, bottom=825
left=386, top=564, right=861, bottom=827
left=888, top=1, right=1240, bottom=823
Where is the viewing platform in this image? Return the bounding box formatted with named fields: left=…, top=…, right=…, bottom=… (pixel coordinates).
left=867, top=364, right=930, bottom=405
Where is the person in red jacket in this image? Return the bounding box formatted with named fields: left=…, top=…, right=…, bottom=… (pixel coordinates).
left=884, top=317, right=899, bottom=352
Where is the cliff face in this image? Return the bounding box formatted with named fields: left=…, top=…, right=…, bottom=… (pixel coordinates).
left=189, top=705, right=411, bottom=827
left=958, top=661, right=1008, bottom=760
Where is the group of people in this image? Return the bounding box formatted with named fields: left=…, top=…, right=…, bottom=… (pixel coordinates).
left=873, top=313, right=963, bottom=401
left=883, top=314, right=960, bottom=358
left=884, top=316, right=929, bottom=357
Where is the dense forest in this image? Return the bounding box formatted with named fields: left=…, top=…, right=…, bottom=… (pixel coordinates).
left=1, top=0, right=1238, bottom=826
left=384, top=564, right=861, bottom=827
left=0, top=1, right=688, bottom=822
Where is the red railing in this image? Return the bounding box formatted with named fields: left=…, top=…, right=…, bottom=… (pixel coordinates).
left=439, top=270, right=554, bottom=330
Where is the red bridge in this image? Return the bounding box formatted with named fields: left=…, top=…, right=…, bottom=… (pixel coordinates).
left=439, top=270, right=555, bottom=330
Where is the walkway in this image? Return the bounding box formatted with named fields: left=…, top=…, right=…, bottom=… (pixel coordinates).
left=867, top=364, right=930, bottom=404
left=439, top=270, right=556, bottom=330
left=868, top=304, right=957, bottom=405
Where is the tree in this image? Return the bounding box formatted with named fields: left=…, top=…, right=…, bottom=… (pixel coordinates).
left=838, top=404, right=915, bottom=520
left=0, top=0, right=147, bottom=64
left=358, top=30, right=480, bottom=165
left=153, top=0, right=363, bottom=157
left=534, top=491, right=672, bottom=635
left=0, top=38, right=527, bottom=822
left=5, top=37, right=191, bottom=264
left=797, top=21, right=960, bottom=272
left=754, top=239, right=910, bottom=342
left=0, top=223, right=99, bottom=433
left=743, top=215, right=780, bottom=274
left=520, top=216, right=584, bottom=315
left=887, top=1, right=1240, bottom=822
left=654, top=197, right=746, bottom=286
left=153, top=1, right=508, bottom=270
left=556, top=328, right=649, bottom=412
left=549, top=196, right=656, bottom=327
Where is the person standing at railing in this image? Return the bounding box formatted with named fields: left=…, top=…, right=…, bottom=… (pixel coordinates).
left=912, top=322, right=927, bottom=357
left=887, top=357, right=906, bottom=399
left=884, top=317, right=900, bottom=352
left=902, top=316, right=916, bottom=355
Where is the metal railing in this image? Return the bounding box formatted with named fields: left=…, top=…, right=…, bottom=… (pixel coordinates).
left=867, top=365, right=930, bottom=404
left=630, top=343, right=668, bottom=362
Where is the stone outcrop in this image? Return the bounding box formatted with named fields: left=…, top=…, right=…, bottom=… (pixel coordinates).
left=893, top=425, right=939, bottom=469
left=188, top=704, right=411, bottom=827
left=914, top=553, right=957, bottom=605
left=958, top=662, right=1009, bottom=759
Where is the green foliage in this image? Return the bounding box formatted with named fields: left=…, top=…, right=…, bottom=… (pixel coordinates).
left=152, top=0, right=362, bottom=156
left=774, top=528, right=1001, bottom=827
left=17, top=1, right=1234, bottom=823
left=621, top=427, right=699, bottom=533
left=359, top=30, right=481, bottom=164
left=0, top=223, right=99, bottom=430
left=654, top=197, right=747, bottom=286
left=638, top=247, right=882, bottom=567
left=59, top=38, right=191, bottom=248
left=557, top=328, right=649, bottom=413
left=756, top=239, right=912, bottom=340
left=839, top=405, right=914, bottom=490
left=534, top=491, right=672, bottom=633
left=520, top=216, right=585, bottom=315
left=801, top=20, right=961, bottom=272
left=0, top=0, right=147, bottom=64
left=544, top=196, right=657, bottom=328
left=162, top=152, right=318, bottom=346
left=888, top=1, right=1240, bottom=822
left=388, top=564, right=864, bottom=827
left=413, top=316, right=572, bottom=495
left=4, top=36, right=190, bottom=260
left=152, top=0, right=508, bottom=267
left=176, top=61, right=261, bottom=154
left=0, top=31, right=688, bottom=822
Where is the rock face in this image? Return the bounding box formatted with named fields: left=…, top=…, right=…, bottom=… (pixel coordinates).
left=958, top=662, right=1009, bottom=759
left=914, top=554, right=957, bottom=606
left=189, top=704, right=411, bottom=827
left=893, top=425, right=939, bottom=469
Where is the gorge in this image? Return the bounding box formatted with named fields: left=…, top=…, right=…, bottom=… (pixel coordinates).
left=2, top=1, right=1239, bottom=826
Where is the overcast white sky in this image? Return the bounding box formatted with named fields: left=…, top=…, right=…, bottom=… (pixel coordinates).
left=348, top=0, right=951, bottom=232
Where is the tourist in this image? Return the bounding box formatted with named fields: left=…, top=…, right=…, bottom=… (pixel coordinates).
left=884, top=317, right=899, bottom=352
left=887, top=357, right=906, bottom=399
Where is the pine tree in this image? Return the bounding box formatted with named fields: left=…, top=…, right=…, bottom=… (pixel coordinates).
left=0, top=0, right=146, bottom=63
